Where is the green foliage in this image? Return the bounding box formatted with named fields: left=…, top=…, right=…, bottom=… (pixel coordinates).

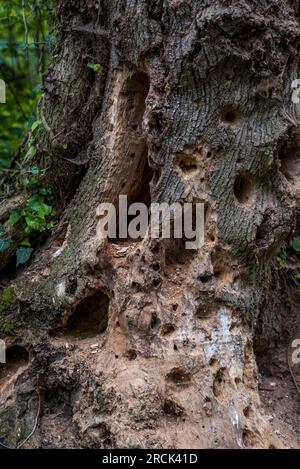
left=0, top=236, right=12, bottom=253
left=291, top=236, right=300, bottom=281
left=292, top=237, right=300, bottom=252
left=277, top=236, right=300, bottom=271
left=277, top=236, right=300, bottom=284
left=0, top=2, right=55, bottom=268
left=16, top=246, right=34, bottom=266
left=23, top=191, right=55, bottom=234
left=277, top=251, right=287, bottom=270
left=0, top=287, right=18, bottom=335
left=0, top=316, right=16, bottom=335
left=0, top=286, right=17, bottom=313
left=0, top=1, right=55, bottom=174
left=7, top=209, right=22, bottom=226
left=4, top=191, right=54, bottom=235
left=87, top=62, right=102, bottom=73
left=0, top=188, right=54, bottom=265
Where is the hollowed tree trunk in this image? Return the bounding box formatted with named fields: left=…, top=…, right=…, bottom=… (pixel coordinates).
left=1, top=0, right=300, bottom=449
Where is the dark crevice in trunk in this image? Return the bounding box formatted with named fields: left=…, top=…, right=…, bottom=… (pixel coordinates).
left=53, top=291, right=110, bottom=339
left=111, top=71, right=153, bottom=242
left=0, top=345, right=29, bottom=385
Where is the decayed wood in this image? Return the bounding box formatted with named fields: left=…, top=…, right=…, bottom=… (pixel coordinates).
left=1, top=0, right=300, bottom=449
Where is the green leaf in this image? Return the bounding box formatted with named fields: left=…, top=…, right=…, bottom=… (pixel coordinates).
left=87, top=62, right=102, bottom=72
left=38, top=188, right=49, bottom=196
left=20, top=238, right=31, bottom=247
left=295, top=273, right=300, bottom=280
left=16, top=247, right=34, bottom=267
left=292, top=237, right=300, bottom=252
left=31, top=120, right=42, bottom=132
left=37, top=203, right=53, bottom=217
left=0, top=237, right=12, bottom=253
left=21, top=178, right=30, bottom=188
left=46, top=221, right=55, bottom=230
left=27, top=146, right=37, bottom=159
left=7, top=209, right=22, bottom=226
left=26, top=194, right=43, bottom=211
left=25, top=214, right=43, bottom=232
left=277, top=255, right=287, bottom=270
left=31, top=166, right=40, bottom=175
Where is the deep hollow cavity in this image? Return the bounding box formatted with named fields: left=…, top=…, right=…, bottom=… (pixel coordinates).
left=126, top=349, right=137, bottom=360
left=163, top=398, right=184, bottom=417
left=120, top=72, right=150, bottom=130
left=166, top=367, right=191, bottom=386
left=58, top=291, right=110, bottom=339
left=278, top=140, right=300, bottom=184
left=43, top=384, right=74, bottom=417
left=175, top=154, right=199, bottom=175
left=165, top=238, right=192, bottom=265
left=161, top=323, right=175, bottom=336
left=0, top=345, right=29, bottom=384
left=196, top=303, right=215, bottom=319
left=221, top=106, right=241, bottom=125
left=121, top=72, right=152, bottom=208
left=174, top=144, right=214, bottom=179
left=164, top=201, right=200, bottom=266
left=233, top=172, right=255, bottom=205
left=212, top=367, right=228, bottom=398
left=111, top=71, right=153, bottom=242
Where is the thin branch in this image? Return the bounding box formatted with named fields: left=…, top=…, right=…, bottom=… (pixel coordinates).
left=21, top=0, right=29, bottom=59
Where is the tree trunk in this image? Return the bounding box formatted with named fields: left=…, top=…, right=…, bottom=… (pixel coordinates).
left=1, top=0, right=300, bottom=449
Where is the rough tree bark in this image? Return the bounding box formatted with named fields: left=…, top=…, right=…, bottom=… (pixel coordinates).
left=1, top=0, right=300, bottom=449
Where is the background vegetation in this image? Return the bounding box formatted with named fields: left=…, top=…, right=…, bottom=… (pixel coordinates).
left=0, top=1, right=55, bottom=265
left=0, top=0, right=54, bottom=180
